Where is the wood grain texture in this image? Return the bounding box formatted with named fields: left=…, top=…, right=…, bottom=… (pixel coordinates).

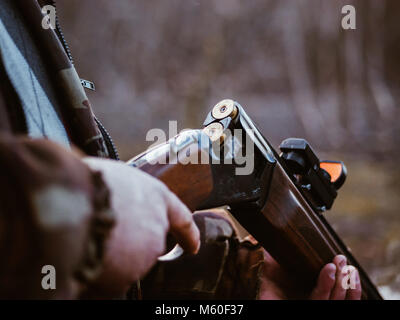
left=258, top=162, right=379, bottom=299
left=137, top=145, right=213, bottom=212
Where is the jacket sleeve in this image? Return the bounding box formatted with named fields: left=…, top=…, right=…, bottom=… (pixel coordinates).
left=0, top=135, right=115, bottom=299
left=134, top=210, right=265, bottom=300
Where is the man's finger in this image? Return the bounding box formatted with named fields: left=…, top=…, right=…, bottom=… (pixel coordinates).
left=346, top=268, right=362, bottom=300
left=310, top=263, right=336, bottom=300
left=165, top=190, right=200, bottom=254
left=330, top=255, right=348, bottom=300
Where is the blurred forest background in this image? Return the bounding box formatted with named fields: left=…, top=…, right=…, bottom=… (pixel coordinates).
left=57, top=0, right=400, bottom=299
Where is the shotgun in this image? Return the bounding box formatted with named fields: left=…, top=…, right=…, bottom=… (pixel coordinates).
left=128, top=99, right=382, bottom=300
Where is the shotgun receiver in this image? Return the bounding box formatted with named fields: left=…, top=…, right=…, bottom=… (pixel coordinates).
left=128, top=99, right=382, bottom=300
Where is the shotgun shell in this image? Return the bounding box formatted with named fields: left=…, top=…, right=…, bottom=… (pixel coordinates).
left=212, top=99, right=238, bottom=120
left=203, top=122, right=224, bottom=143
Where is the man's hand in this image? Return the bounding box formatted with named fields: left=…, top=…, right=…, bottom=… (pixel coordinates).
left=309, top=255, right=361, bottom=300
left=83, top=158, right=200, bottom=297
left=258, top=250, right=362, bottom=300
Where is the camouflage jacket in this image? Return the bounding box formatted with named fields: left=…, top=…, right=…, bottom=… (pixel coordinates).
left=0, top=0, right=116, bottom=299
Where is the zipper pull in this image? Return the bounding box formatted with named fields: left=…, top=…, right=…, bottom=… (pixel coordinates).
left=81, top=79, right=96, bottom=91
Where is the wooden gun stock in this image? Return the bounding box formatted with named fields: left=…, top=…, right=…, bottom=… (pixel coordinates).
left=128, top=131, right=214, bottom=212
left=136, top=157, right=213, bottom=212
